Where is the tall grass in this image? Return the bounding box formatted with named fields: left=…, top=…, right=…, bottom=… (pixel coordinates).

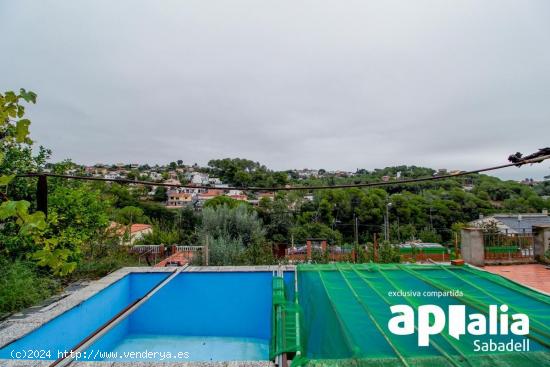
left=0, top=260, right=59, bottom=315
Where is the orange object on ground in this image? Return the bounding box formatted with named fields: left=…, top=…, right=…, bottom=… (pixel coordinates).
left=155, top=251, right=195, bottom=267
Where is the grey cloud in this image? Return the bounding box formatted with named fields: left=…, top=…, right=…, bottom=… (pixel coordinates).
left=1, top=0, right=549, bottom=179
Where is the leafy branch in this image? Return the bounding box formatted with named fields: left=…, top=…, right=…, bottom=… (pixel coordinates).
left=1, top=89, right=76, bottom=276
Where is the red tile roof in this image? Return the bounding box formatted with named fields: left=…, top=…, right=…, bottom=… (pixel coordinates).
left=130, top=223, right=152, bottom=233
left=108, top=222, right=151, bottom=236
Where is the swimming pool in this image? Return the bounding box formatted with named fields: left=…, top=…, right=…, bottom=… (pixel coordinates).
left=1, top=264, right=548, bottom=366
left=87, top=271, right=291, bottom=361
left=0, top=267, right=294, bottom=364
left=0, top=271, right=168, bottom=361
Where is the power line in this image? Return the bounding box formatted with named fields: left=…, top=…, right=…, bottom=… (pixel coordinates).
left=15, top=154, right=550, bottom=192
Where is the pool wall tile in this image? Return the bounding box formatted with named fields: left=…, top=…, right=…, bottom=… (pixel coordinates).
left=0, top=267, right=175, bottom=350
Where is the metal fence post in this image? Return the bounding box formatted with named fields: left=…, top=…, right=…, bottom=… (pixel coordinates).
left=37, top=174, right=48, bottom=217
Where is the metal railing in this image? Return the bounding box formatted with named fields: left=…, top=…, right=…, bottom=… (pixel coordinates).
left=285, top=245, right=355, bottom=262
left=131, top=245, right=163, bottom=254
left=175, top=245, right=204, bottom=252
left=483, top=231, right=534, bottom=260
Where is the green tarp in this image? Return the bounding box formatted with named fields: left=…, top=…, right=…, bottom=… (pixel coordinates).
left=285, top=263, right=550, bottom=367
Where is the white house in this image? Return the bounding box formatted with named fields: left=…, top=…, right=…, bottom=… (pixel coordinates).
left=190, top=172, right=210, bottom=185
left=470, top=211, right=550, bottom=234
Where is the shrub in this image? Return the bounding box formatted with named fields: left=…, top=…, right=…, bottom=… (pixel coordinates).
left=205, top=236, right=245, bottom=266
left=378, top=241, right=402, bottom=263
left=0, top=259, right=59, bottom=315
left=195, top=204, right=276, bottom=266
left=72, top=244, right=140, bottom=279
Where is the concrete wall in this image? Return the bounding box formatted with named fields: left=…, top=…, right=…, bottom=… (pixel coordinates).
left=461, top=228, right=485, bottom=266
left=533, top=225, right=550, bottom=260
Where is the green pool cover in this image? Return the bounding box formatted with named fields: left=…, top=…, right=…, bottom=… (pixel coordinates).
left=276, top=263, right=550, bottom=367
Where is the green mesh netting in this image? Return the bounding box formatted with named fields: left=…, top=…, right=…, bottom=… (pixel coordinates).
left=271, top=276, right=302, bottom=359
left=291, top=263, right=550, bottom=367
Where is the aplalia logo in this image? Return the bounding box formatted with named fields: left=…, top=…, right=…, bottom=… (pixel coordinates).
left=387, top=304, right=529, bottom=347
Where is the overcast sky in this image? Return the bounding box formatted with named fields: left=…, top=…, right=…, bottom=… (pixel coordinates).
left=1, top=1, right=549, bottom=180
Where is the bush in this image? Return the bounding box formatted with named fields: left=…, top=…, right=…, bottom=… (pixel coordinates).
left=357, top=243, right=373, bottom=263
left=378, top=241, right=402, bottom=263
left=194, top=205, right=277, bottom=266
left=205, top=236, right=245, bottom=266
left=419, top=229, right=442, bottom=243
left=0, top=259, right=59, bottom=315
left=72, top=245, right=140, bottom=279
left=200, top=204, right=264, bottom=246
left=135, top=224, right=181, bottom=246
left=240, top=242, right=277, bottom=265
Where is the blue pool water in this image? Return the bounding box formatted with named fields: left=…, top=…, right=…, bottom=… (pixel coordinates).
left=99, top=334, right=269, bottom=361
left=1, top=271, right=294, bottom=362
left=87, top=272, right=292, bottom=361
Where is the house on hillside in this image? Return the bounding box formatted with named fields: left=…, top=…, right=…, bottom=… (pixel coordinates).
left=149, top=171, right=163, bottom=181
left=227, top=189, right=247, bottom=201
left=189, top=172, right=210, bottom=185
left=166, top=190, right=194, bottom=208
left=208, top=177, right=222, bottom=185
left=198, top=189, right=224, bottom=203
left=163, top=178, right=181, bottom=186
left=469, top=211, right=550, bottom=234
left=108, top=222, right=153, bottom=245
left=104, top=172, right=123, bottom=180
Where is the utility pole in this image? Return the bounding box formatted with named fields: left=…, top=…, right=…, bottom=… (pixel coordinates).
left=354, top=214, right=359, bottom=245
left=204, top=236, right=209, bottom=266
left=385, top=202, right=392, bottom=241
left=397, top=216, right=401, bottom=243
left=383, top=212, right=387, bottom=241
left=353, top=213, right=359, bottom=263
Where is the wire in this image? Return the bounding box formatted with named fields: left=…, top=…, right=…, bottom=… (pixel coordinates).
left=15, top=154, right=550, bottom=192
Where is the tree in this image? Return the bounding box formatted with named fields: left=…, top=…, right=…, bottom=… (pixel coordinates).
left=207, top=158, right=288, bottom=187
left=203, top=195, right=245, bottom=209
left=41, top=183, right=111, bottom=269
left=418, top=229, right=442, bottom=243
left=0, top=90, right=76, bottom=275
left=177, top=206, right=200, bottom=245
left=1, top=90, right=115, bottom=276
left=199, top=204, right=268, bottom=265
left=291, top=223, right=343, bottom=245
left=0, top=91, right=46, bottom=255
left=153, top=186, right=167, bottom=202
left=135, top=224, right=180, bottom=246
left=256, top=196, right=294, bottom=243
left=114, top=206, right=149, bottom=225
left=139, top=201, right=175, bottom=223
